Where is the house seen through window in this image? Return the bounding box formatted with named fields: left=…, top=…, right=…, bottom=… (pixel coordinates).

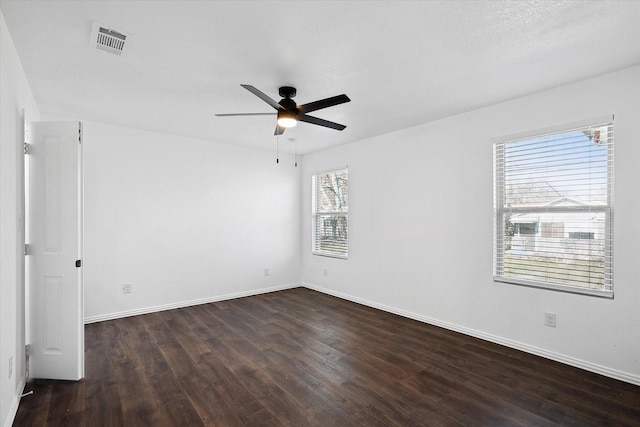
left=312, top=168, right=348, bottom=258
left=494, top=119, right=614, bottom=297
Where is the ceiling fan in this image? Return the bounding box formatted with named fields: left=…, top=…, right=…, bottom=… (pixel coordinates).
left=216, top=85, right=350, bottom=136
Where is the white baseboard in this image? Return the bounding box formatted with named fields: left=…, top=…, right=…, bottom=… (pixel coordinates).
left=84, top=283, right=301, bottom=324
left=302, top=282, right=640, bottom=387
left=4, top=377, right=26, bottom=427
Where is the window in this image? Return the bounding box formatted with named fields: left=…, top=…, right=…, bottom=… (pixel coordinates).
left=494, top=119, right=614, bottom=297
left=312, top=168, right=348, bottom=258
left=568, top=232, right=594, bottom=240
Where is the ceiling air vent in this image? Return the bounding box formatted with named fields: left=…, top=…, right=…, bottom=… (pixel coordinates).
left=90, top=22, right=130, bottom=56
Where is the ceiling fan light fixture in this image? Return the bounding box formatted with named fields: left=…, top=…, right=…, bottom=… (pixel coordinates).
left=277, top=112, right=297, bottom=128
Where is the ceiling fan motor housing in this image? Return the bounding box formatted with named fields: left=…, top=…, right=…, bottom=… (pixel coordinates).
left=279, top=98, right=297, bottom=110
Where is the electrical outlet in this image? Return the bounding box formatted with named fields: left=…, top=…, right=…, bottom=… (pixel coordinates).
left=8, top=356, right=13, bottom=379
left=323, top=268, right=328, bottom=277
left=264, top=268, right=270, bottom=276
left=544, top=312, right=557, bottom=328
left=122, top=283, right=132, bottom=294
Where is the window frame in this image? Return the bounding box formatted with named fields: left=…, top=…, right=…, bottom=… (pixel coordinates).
left=493, top=117, right=614, bottom=298
left=312, top=167, right=348, bottom=259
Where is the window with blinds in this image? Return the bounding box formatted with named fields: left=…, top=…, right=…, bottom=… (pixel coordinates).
left=312, top=168, right=348, bottom=258
left=493, top=119, right=614, bottom=297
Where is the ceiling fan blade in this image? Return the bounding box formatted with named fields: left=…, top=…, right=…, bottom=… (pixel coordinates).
left=241, top=84, right=284, bottom=111
left=298, top=114, right=347, bottom=131
left=297, top=94, right=350, bottom=114
left=274, top=124, right=286, bottom=136
left=215, top=113, right=276, bottom=117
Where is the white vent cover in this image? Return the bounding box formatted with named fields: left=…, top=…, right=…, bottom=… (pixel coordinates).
left=90, top=22, right=130, bottom=56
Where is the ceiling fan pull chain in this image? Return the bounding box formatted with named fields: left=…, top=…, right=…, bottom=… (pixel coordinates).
left=295, top=139, right=298, bottom=167
left=276, top=135, right=279, bottom=164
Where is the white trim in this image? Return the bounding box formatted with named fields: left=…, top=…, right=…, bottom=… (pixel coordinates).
left=4, top=378, right=26, bottom=427
left=302, top=282, right=640, bottom=386
left=493, top=276, right=614, bottom=299
left=493, top=114, right=614, bottom=144
left=310, top=165, right=349, bottom=176
left=84, top=283, right=300, bottom=324
left=311, top=251, right=348, bottom=260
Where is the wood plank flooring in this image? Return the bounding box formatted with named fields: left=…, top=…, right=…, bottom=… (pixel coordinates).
left=14, top=287, right=640, bottom=426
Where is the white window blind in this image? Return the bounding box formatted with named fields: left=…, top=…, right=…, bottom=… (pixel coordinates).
left=312, top=168, right=348, bottom=258
left=494, top=119, right=614, bottom=297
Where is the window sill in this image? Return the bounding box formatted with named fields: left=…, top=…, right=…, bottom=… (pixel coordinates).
left=494, top=276, right=613, bottom=299
left=312, top=252, right=348, bottom=260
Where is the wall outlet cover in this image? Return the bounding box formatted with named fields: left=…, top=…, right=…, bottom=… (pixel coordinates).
left=544, top=312, right=557, bottom=328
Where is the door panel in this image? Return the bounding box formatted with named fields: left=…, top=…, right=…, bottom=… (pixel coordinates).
left=28, top=121, right=83, bottom=380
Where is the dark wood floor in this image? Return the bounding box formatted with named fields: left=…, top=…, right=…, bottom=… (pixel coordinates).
left=14, top=287, right=640, bottom=426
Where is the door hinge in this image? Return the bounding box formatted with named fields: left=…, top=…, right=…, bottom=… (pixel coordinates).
left=75, top=259, right=82, bottom=268
left=78, top=123, right=82, bottom=144
left=24, top=142, right=31, bottom=155
left=24, top=244, right=31, bottom=256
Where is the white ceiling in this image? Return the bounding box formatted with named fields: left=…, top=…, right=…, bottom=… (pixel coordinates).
left=2, top=1, right=639, bottom=154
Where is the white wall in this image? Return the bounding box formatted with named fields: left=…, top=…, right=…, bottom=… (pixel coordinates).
left=301, top=65, right=640, bottom=385
left=1, top=13, right=638, bottom=427
left=0, top=10, right=40, bottom=427
left=83, top=122, right=302, bottom=321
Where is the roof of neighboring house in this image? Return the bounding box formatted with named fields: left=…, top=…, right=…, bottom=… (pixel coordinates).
left=510, top=196, right=606, bottom=224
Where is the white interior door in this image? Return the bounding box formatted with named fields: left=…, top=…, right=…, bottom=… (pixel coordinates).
left=28, top=121, right=83, bottom=380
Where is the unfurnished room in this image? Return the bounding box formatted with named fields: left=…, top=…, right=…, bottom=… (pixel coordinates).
left=1, top=1, right=639, bottom=426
